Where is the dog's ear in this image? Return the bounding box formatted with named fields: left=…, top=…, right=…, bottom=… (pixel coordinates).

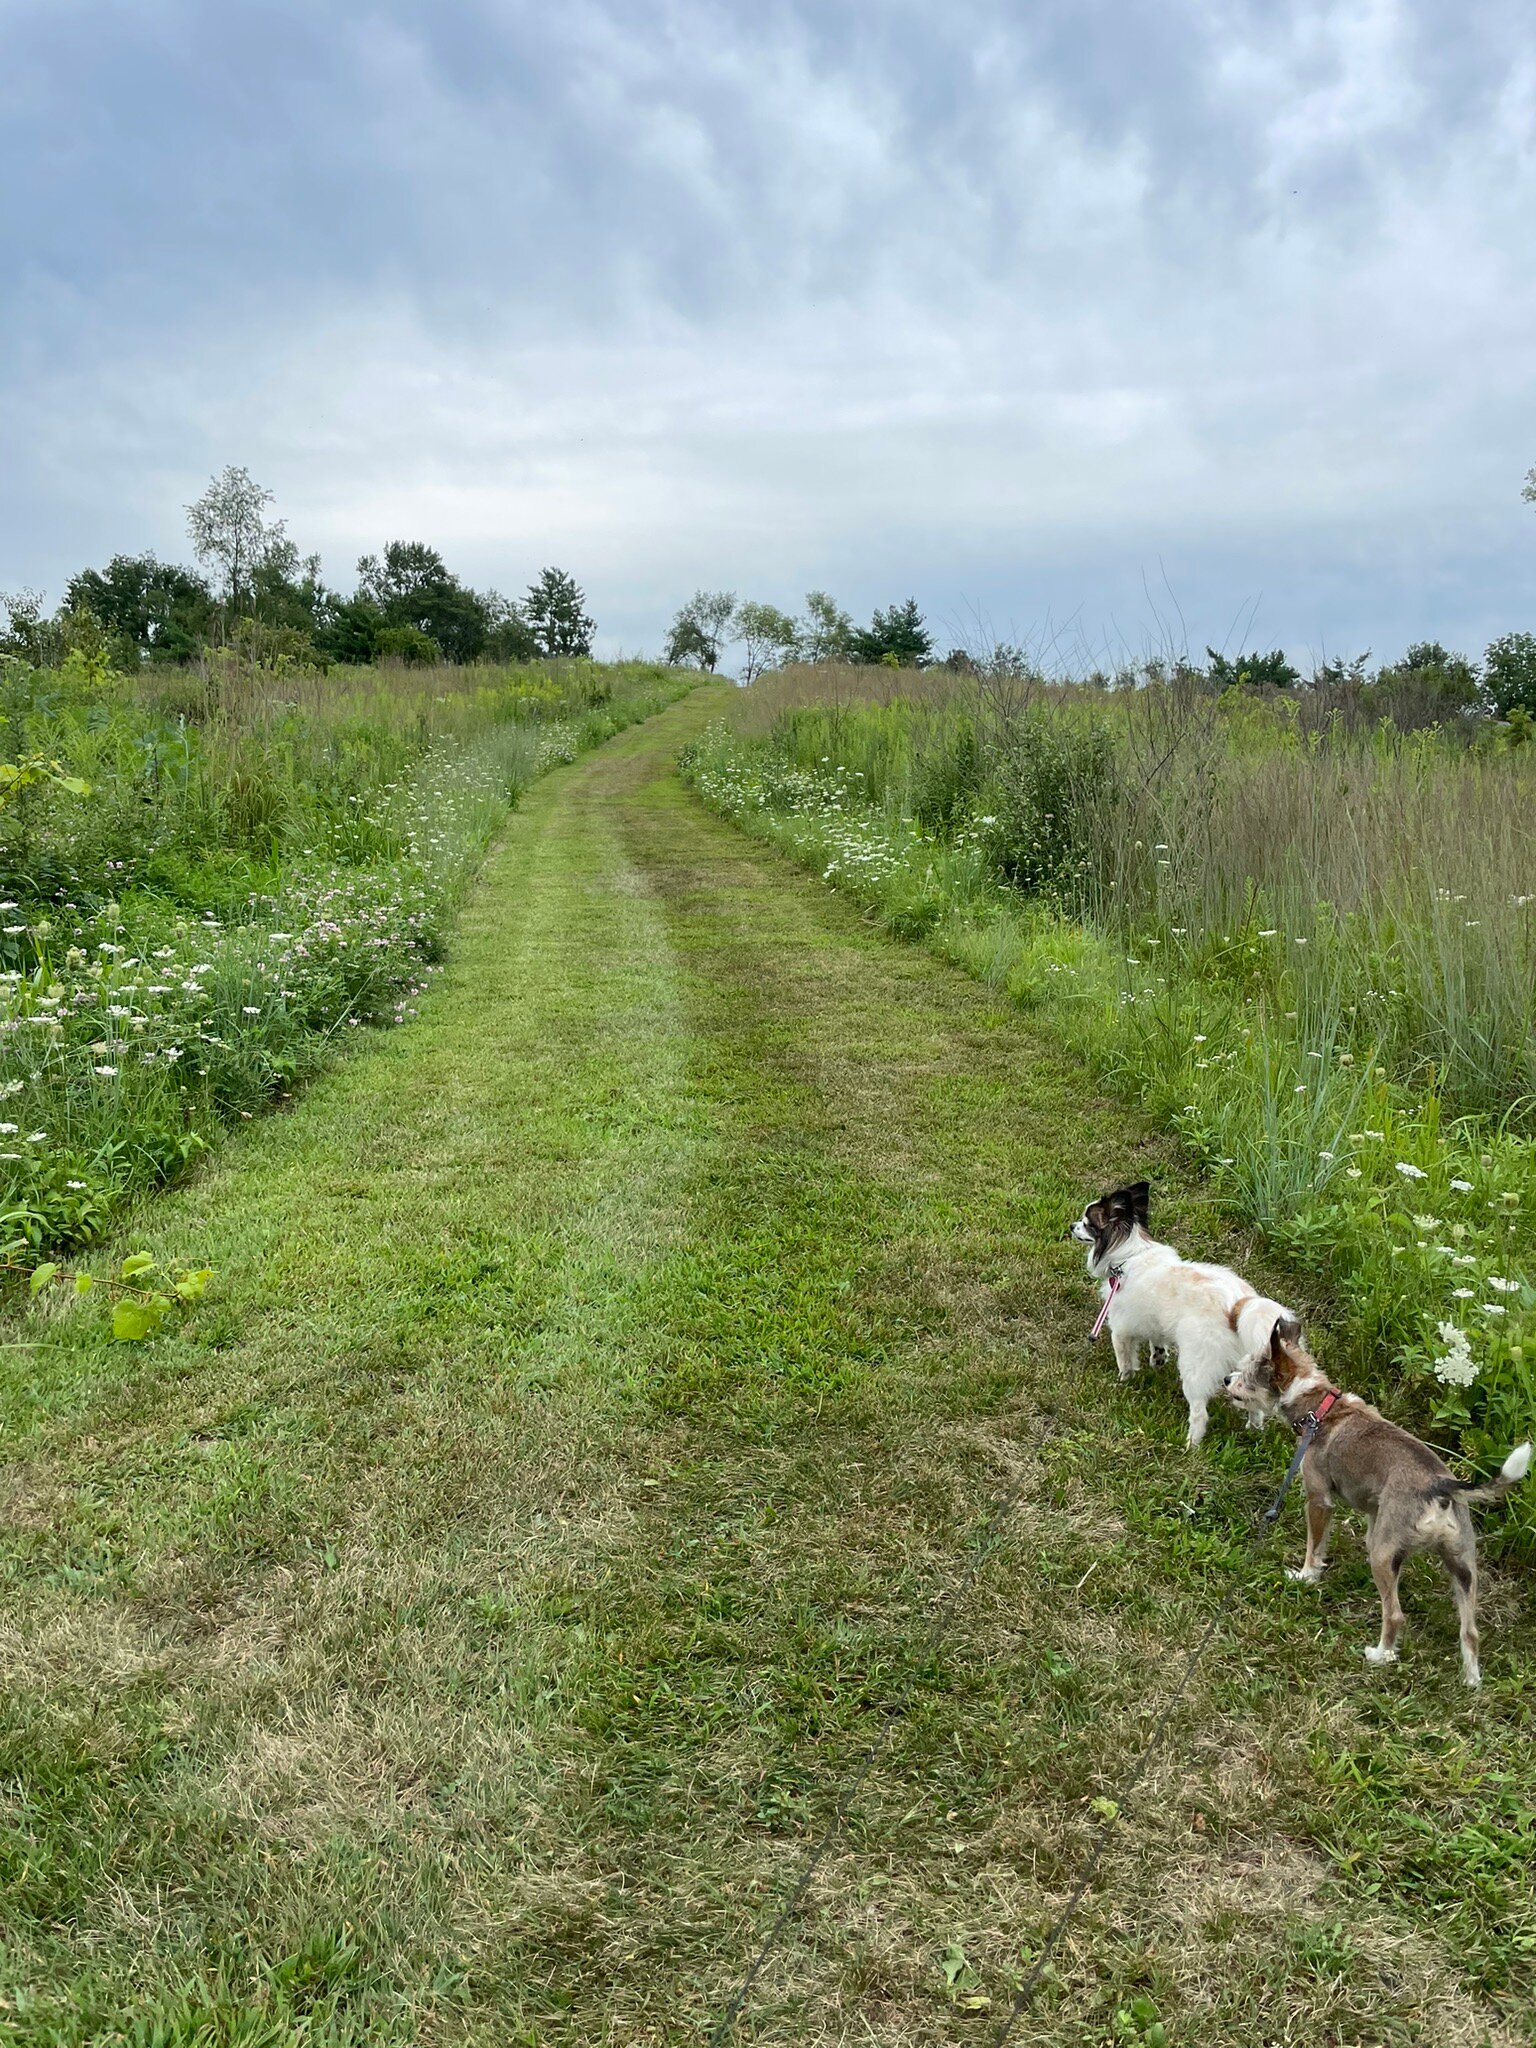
left=1125, top=1180, right=1151, bottom=1225
left=1271, top=1314, right=1303, bottom=1357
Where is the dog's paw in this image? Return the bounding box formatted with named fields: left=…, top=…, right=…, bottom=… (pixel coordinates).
left=1286, top=1566, right=1324, bottom=1585
left=1462, top=1664, right=1483, bottom=1690
left=1363, top=1644, right=1399, bottom=1667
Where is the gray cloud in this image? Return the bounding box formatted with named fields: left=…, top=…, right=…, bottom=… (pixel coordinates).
left=2, top=0, right=1533, bottom=658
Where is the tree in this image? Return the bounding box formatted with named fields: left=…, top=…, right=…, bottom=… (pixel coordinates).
left=664, top=590, right=737, bottom=669
left=851, top=598, right=932, bottom=668
left=798, top=590, right=854, bottom=663
left=64, top=552, right=214, bottom=665
left=1483, top=633, right=1536, bottom=718
left=1205, top=646, right=1302, bottom=691
left=186, top=466, right=288, bottom=611
left=481, top=592, right=540, bottom=662
left=356, top=541, right=490, bottom=663
left=733, top=601, right=801, bottom=684
left=524, top=566, right=594, bottom=658
left=313, top=592, right=384, bottom=666
left=524, top=567, right=595, bottom=657
left=1523, top=465, right=1535, bottom=509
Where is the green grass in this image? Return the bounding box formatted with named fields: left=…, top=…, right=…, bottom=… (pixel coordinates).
left=681, top=708, right=1536, bottom=1551
left=1, top=689, right=1532, bottom=2044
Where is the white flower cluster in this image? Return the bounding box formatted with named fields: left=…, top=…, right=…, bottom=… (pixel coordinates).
left=1433, top=1321, right=1478, bottom=1387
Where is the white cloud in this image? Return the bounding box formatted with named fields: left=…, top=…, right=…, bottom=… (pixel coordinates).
left=2, top=0, right=1533, bottom=657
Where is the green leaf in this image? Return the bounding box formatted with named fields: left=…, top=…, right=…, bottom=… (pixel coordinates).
left=29, top=1262, right=59, bottom=1295
left=1090, top=1796, right=1121, bottom=1824
left=112, top=1299, right=157, bottom=1342
left=75, top=1272, right=94, bottom=1295
left=120, top=1253, right=156, bottom=1280
left=172, top=1267, right=213, bottom=1302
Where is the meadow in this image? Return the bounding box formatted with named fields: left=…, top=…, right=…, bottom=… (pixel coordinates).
left=683, top=663, right=1536, bottom=1547
left=0, top=647, right=693, bottom=1260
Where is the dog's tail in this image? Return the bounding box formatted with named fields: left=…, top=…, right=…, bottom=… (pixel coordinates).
left=1456, top=1440, right=1533, bottom=1507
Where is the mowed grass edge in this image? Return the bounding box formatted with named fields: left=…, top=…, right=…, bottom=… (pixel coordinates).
left=0, top=688, right=1530, bottom=2045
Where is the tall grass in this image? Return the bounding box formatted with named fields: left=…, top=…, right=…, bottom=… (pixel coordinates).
left=683, top=667, right=1536, bottom=1544
left=0, top=650, right=693, bottom=1254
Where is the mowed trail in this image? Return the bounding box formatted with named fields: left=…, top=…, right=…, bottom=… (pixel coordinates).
left=2, top=688, right=1529, bottom=2047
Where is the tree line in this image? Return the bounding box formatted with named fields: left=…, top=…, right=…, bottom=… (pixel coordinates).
left=1, top=467, right=596, bottom=670
left=664, top=590, right=935, bottom=681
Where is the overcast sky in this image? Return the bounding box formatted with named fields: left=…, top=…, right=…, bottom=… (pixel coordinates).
left=2, top=0, right=1533, bottom=664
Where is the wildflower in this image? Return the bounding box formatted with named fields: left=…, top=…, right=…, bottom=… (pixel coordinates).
left=0, top=1123, right=14, bottom=1135
left=1395, top=1162, right=1428, bottom=1181
left=1346, top=1167, right=1363, bottom=1179
left=1433, top=1322, right=1477, bottom=1387
left=26, top=1132, right=45, bottom=1144
left=67, top=1179, right=86, bottom=1190
left=1413, top=1214, right=1440, bottom=1232
left=1482, top=1305, right=1508, bottom=1317
left=93, top=1065, right=118, bottom=1078
left=1452, top=1255, right=1476, bottom=1266
left=1319, top=1150, right=1334, bottom=1162
left=1487, top=1276, right=1520, bottom=1293
left=3, top=925, right=24, bottom=936
left=1450, top=1178, right=1473, bottom=1193
left=1453, top=1287, right=1475, bottom=1298
left=1258, top=928, right=1278, bottom=938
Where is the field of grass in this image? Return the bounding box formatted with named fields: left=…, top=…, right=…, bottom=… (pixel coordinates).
left=1, top=689, right=1531, bottom=2044
left=682, top=667, right=1536, bottom=1550
left=0, top=650, right=694, bottom=1258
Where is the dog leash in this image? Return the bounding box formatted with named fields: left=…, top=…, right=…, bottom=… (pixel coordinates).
left=1090, top=1272, right=1121, bottom=1340
left=1262, top=1389, right=1339, bottom=1525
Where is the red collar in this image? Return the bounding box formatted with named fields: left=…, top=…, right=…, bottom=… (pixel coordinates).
left=1297, top=1387, right=1341, bottom=1434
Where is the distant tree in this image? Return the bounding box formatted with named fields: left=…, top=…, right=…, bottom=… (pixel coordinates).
left=1483, top=632, right=1536, bottom=718
left=186, top=466, right=288, bottom=611
left=356, top=540, right=450, bottom=614
left=1382, top=640, right=1480, bottom=706
left=733, top=600, right=801, bottom=684
left=356, top=541, right=490, bottom=663
left=851, top=598, right=932, bottom=668
left=524, top=567, right=595, bottom=657
left=1205, top=646, right=1302, bottom=691
left=314, top=592, right=384, bottom=666
left=798, top=590, right=854, bottom=663
left=1523, top=465, right=1535, bottom=509
left=664, top=590, right=737, bottom=669
left=1310, top=650, right=1372, bottom=689
left=481, top=591, right=541, bottom=662
left=64, top=552, right=214, bottom=665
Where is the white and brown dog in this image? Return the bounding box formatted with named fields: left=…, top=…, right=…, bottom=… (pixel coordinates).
left=1071, top=1180, right=1297, bottom=1447
left=1225, top=1316, right=1531, bottom=1686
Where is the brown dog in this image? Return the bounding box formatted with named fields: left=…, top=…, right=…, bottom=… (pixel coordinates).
left=1224, top=1318, right=1531, bottom=1686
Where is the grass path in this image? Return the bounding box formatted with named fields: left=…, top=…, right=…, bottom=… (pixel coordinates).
left=2, top=687, right=1532, bottom=2046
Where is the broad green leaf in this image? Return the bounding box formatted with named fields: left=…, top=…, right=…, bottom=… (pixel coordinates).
left=75, top=1272, right=95, bottom=1295
left=29, top=1262, right=59, bottom=1294
left=120, top=1253, right=156, bottom=1280
left=113, top=1299, right=157, bottom=1342
left=173, top=1267, right=213, bottom=1302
